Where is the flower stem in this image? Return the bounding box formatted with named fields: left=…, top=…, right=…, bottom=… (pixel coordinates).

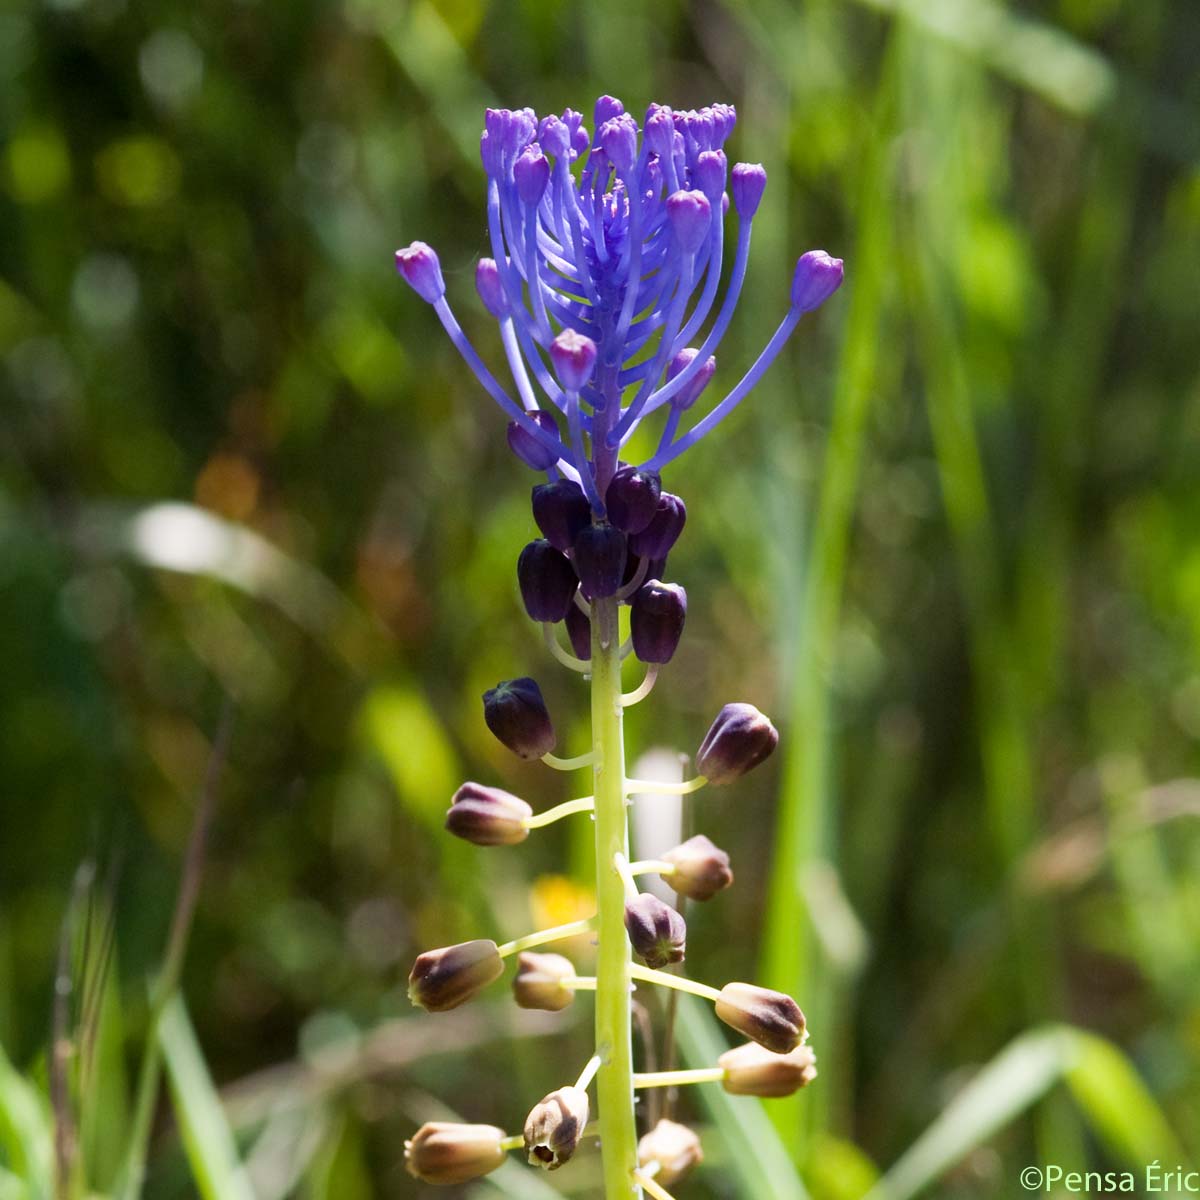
left=634, top=1170, right=677, bottom=1200
left=625, top=776, right=707, bottom=796
left=543, top=749, right=596, bottom=771
left=633, top=1067, right=724, bottom=1089
left=591, top=593, right=641, bottom=1199
left=629, top=963, right=723, bottom=1003
left=496, top=917, right=596, bottom=958
left=523, top=796, right=595, bottom=829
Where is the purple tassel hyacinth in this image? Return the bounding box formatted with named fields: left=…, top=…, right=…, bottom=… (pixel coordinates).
left=395, top=98, right=842, bottom=504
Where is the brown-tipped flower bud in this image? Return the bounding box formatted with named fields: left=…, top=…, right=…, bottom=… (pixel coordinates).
left=637, top=1119, right=704, bottom=1187
left=714, top=982, right=806, bottom=1054
left=518, top=539, right=578, bottom=622
left=630, top=580, right=687, bottom=664
left=696, top=702, right=779, bottom=784
left=565, top=603, right=592, bottom=660
left=408, top=940, right=504, bottom=1012
left=405, top=1121, right=507, bottom=1185
left=605, top=466, right=662, bottom=534
left=661, top=834, right=733, bottom=901
left=483, top=677, right=556, bottom=759
left=512, top=951, right=576, bottom=1011
left=445, top=782, right=531, bottom=846
left=573, top=524, right=628, bottom=598
left=524, top=1086, right=589, bottom=1170
left=624, top=892, right=687, bottom=968
left=719, top=1041, right=818, bottom=1097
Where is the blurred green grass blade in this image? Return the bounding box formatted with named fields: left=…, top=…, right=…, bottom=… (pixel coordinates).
left=1064, top=1032, right=1186, bottom=1166
left=159, top=994, right=257, bottom=1200
left=0, top=1166, right=26, bottom=1200
left=674, top=996, right=810, bottom=1200
left=762, top=32, right=898, bottom=1151
left=80, top=940, right=129, bottom=1190
left=807, top=1132, right=880, bottom=1200
left=304, top=1113, right=371, bottom=1200
left=0, top=1043, right=52, bottom=1200
left=864, top=1027, right=1076, bottom=1200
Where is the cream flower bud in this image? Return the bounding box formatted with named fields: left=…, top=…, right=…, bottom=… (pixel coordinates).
left=524, top=1085, right=590, bottom=1170
left=407, top=939, right=504, bottom=1012
left=714, top=982, right=807, bottom=1054
left=637, top=1119, right=704, bottom=1187
left=404, top=1121, right=507, bottom=1185
left=661, top=834, right=733, bottom=901
left=719, top=1041, right=818, bottom=1097
left=445, top=782, right=532, bottom=846
left=513, top=951, right=576, bottom=1011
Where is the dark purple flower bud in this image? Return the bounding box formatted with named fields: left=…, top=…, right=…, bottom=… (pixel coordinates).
left=790, top=250, right=844, bottom=313
left=600, top=114, right=638, bottom=174
left=507, top=411, right=560, bottom=470
left=408, top=939, right=504, bottom=1012
left=629, top=493, right=687, bottom=559
left=605, top=466, right=662, bottom=534
left=661, top=834, right=732, bottom=900
left=630, top=580, right=687, bottom=664
left=572, top=524, right=627, bottom=599
left=565, top=604, right=591, bottom=660
left=394, top=241, right=445, bottom=303
left=513, top=951, right=576, bottom=1011
left=532, top=480, right=591, bottom=552
left=667, top=190, right=711, bottom=255
left=538, top=114, right=569, bottom=158
left=406, top=1122, right=508, bottom=1185
left=715, top=982, right=807, bottom=1054
left=625, top=892, right=687, bottom=968
left=483, top=677, right=556, bottom=759
left=731, top=162, right=767, bottom=217
left=666, top=348, right=717, bottom=411
left=637, top=1120, right=704, bottom=1188
left=524, top=1086, right=589, bottom=1170
left=518, top=539, right=578, bottom=622
left=475, top=257, right=507, bottom=318
left=646, top=109, right=675, bottom=158
left=694, top=149, right=727, bottom=202
left=593, top=95, right=624, bottom=127
left=549, top=329, right=597, bottom=391
left=696, top=702, right=779, bottom=784
left=446, top=782, right=532, bottom=846
left=719, top=1042, right=818, bottom=1097
left=515, top=146, right=550, bottom=205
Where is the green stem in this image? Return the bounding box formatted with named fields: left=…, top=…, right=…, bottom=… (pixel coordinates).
left=591, top=593, right=641, bottom=1200
left=496, top=917, right=596, bottom=958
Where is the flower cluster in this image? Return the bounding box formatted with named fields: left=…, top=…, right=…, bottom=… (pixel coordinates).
left=398, top=97, right=839, bottom=1198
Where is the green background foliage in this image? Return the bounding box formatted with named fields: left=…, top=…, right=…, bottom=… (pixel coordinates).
left=2, top=0, right=1199, bottom=1195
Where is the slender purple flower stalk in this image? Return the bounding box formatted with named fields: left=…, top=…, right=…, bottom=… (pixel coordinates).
left=395, top=97, right=843, bottom=509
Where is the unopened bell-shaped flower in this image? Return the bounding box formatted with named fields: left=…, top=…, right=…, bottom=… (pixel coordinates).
left=532, top=479, right=591, bottom=552
left=661, top=834, right=733, bottom=900
left=513, top=951, right=576, bottom=1011
left=573, top=524, right=628, bottom=598
left=549, top=329, right=597, bottom=391
left=629, top=492, right=687, bottom=560
left=524, top=1086, right=590, bottom=1170
left=624, top=892, right=687, bottom=968
left=408, top=940, right=504, bottom=1012
left=665, top=349, right=716, bottom=411
left=405, top=1121, right=507, bottom=1185
left=714, top=982, right=807, bottom=1054
left=483, top=677, right=556, bottom=759
left=637, top=1119, right=704, bottom=1187
left=605, top=466, right=662, bottom=534
left=696, top=702, right=779, bottom=784
left=565, top=604, right=591, bottom=660
left=518, top=540, right=578, bottom=622
left=719, top=1041, right=818, bottom=1097
left=445, top=782, right=531, bottom=846
left=507, top=411, right=561, bottom=470
left=630, top=580, right=687, bottom=664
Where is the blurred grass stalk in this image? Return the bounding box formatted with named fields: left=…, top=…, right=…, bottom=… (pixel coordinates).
left=760, top=29, right=899, bottom=1157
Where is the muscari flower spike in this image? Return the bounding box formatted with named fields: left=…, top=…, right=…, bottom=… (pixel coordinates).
left=395, top=98, right=843, bottom=507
